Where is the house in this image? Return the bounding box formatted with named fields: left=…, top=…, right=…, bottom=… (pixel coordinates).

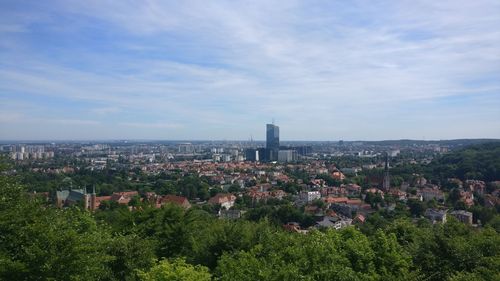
left=157, top=195, right=191, bottom=209
left=320, top=186, right=345, bottom=197
left=331, top=171, right=346, bottom=180
left=323, top=197, right=349, bottom=205
left=450, top=210, right=473, bottom=225
left=247, top=189, right=286, bottom=202
left=315, top=216, right=352, bottom=230
left=344, top=184, right=361, bottom=196
left=418, top=187, right=444, bottom=201
left=425, top=209, right=447, bottom=224
left=283, top=222, right=308, bottom=234
left=388, top=189, right=407, bottom=201
left=110, top=191, right=139, bottom=205
left=353, top=214, right=366, bottom=224
left=283, top=222, right=301, bottom=232
left=365, top=188, right=385, bottom=199
left=458, top=190, right=474, bottom=207
left=91, top=191, right=139, bottom=210
left=208, top=193, right=237, bottom=210
left=331, top=203, right=358, bottom=218
left=464, top=180, right=486, bottom=195
left=93, top=195, right=112, bottom=209
left=408, top=194, right=423, bottom=201
left=484, top=194, right=500, bottom=208
left=310, top=179, right=325, bottom=187
left=220, top=209, right=244, bottom=219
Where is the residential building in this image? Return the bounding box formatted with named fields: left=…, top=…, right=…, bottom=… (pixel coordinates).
left=247, top=189, right=286, bottom=202
left=220, top=209, right=244, bottom=219
left=450, top=210, right=473, bottom=225
left=425, top=209, right=447, bottom=224
left=299, top=191, right=321, bottom=203
left=418, top=187, right=444, bottom=201
left=110, top=191, right=139, bottom=205
left=157, top=195, right=191, bottom=209
left=208, top=193, right=237, bottom=210
left=245, top=148, right=259, bottom=162
left=315, top=216, right=352, bottom=230
left=465, top=180, right=486, bottom=195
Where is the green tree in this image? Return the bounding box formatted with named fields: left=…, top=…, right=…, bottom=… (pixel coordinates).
left=408, top=199, right=425, bottom=217
left=105, top=234, right=156, bottom=281
left=0, top=177, right=113, bottom=280
left=137, top=258, right=211, bottom=281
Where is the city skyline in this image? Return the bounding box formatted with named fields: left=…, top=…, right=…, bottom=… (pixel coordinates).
left=1, top=1, right=500, bottom=140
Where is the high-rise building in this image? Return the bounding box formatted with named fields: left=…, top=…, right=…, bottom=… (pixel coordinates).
left=278, top=150, right=297, bottom=162
left=266, top=124, right=279, bottom=161
left=245, top=148, right=259, bottom=162
left=257, top=147, right=267, bottom=162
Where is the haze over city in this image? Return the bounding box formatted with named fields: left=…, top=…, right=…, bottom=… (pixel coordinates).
left=1, top=1, right=500, bottom=140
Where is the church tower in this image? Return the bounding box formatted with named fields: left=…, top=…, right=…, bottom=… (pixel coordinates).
left=83, top=187, right=90, bottom=210
left=90, top=185, right=97, bottom=211
left=382, top=152, right=390, bottom=191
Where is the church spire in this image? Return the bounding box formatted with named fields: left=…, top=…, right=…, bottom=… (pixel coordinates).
left=382, top=152, right=390, bottom=191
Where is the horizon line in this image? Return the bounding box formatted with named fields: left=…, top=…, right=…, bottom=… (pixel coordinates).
left=1, top=138, right=500, bottom=143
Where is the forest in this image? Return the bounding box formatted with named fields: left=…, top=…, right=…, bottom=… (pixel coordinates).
left=427, top=142, right=500, bottom=182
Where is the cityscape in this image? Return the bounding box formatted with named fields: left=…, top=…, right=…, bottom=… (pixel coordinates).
left=1, top=122, right=499, bottom=280
left=1, top=1, right=500, bottom=281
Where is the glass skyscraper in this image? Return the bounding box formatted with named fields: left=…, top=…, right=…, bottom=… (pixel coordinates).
left=266, top=124, right=279, bottom=161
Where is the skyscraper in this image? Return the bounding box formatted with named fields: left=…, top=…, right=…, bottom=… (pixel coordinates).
left=266, top=123, right=279, bottom=161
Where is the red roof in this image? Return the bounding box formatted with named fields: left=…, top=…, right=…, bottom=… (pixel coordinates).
left=208, top=193, right=236, bottom=204
left=323, top=197, right=349, bottom=204
left=159, top=195, right=190, bottom=208
left=354, top=214, right=366, bottom=223
left=346, top=199, right=363, bottom=205
left=110, top=191, right=139, bottom=204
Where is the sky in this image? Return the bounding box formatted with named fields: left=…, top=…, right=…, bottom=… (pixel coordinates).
left=0, top=0, right=499, bottom=141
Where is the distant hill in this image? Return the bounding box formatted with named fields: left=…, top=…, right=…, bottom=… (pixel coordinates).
left=360, top=139, right=500, bottom=147
left=429, top=142, right=500, bottom=182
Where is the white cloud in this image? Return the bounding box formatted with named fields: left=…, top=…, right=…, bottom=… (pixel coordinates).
left=52, top=119, right=101, bottom=125
left=89, top=106, right=121, bottom=115
left=0, top=0, right=499, bottom=139
left=0, top=112, right=23, bottom=123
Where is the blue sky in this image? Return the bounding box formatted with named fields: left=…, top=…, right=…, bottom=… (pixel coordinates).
left=0, top=0, right=499, bottom=140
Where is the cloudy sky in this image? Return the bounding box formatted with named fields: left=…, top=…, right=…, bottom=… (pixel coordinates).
left=0, top=0, right=499, bottom=140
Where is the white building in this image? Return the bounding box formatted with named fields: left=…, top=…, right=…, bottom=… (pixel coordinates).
left=222, top=155, right=232, bottom=162
left=389, top=149, right=400, bottom=157
left=300, top=191, right=321, bottom=203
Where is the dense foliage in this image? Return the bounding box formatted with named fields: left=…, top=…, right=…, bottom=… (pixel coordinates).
left=1, top=170, right=499, bottom=280
left=427, top=142, right=500, bottom=182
